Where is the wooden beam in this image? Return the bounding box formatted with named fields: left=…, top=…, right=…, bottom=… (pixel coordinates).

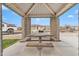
left=56, top=3, right=76, bottom=17
left=29, top=13, right=52, bottom=17
left=56, top=4, right=67, bottom=14
left=0, top=4, right=2, bottom=7
left=0, top=3, right=2, bottom=56
left=43, top=3, right=56, bottom=15
left=4, top=3, right=24, bottom=16
left=13, top=3, right=24, bottom=13
left=29, top=13, right=51, bottom=16
left=25, top=3, right=36, bottom=16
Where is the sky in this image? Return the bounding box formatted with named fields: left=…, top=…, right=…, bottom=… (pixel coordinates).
left=2, top=4, right=79, bottom=27
left=2, top=5, right=22, bottom=27
left=31, top=18, right=50, bottom=26
left=59, top=4, right=79, bottom=26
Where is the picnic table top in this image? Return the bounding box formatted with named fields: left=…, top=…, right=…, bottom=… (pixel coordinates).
left=26, top=33, right=54, bottom=37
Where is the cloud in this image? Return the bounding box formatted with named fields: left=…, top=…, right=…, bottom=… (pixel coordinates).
left=67, top=15, right=74, bottom=18
left=36, top=18, right=40, bottom=21
left=2, top=16, right=7, bottom=20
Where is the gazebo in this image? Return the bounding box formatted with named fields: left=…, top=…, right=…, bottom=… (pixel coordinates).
left=0, top=3, right=76, bottom=56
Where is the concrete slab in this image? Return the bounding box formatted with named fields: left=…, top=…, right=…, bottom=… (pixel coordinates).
left=3, top=32, right=78, bottom=56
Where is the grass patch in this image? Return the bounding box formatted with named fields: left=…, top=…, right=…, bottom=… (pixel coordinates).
left=3, top=39, right=19, bottom=49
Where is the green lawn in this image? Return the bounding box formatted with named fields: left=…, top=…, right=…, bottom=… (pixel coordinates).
left=3, top=39, right=19, bottom=49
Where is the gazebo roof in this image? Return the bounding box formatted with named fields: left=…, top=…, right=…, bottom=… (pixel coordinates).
left=4, top=3, right=76, bottom=17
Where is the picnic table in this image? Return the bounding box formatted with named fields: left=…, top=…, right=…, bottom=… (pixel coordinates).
left=25, top=33, right=54, bottom=56
left=20, top=33, right=55, bottom=55
left=26, top=33, right=54, bottom=43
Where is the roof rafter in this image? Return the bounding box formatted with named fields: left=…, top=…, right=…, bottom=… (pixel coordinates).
left=4, top=3, right=76, bottom=17
left=4, top=3, right=24, bottom=16
left=29, top=14, right=52, bottom=18
left=56, top=4, right=67, bottom=14
left=56, top=3, right=76, bottom=17
left=25, top=3, right=36, bottom=16
left=29, top=13, right=51, bottom=15
left=13, top=3, right=24, bottom=13
left=43, top=3, right=56, bottom=16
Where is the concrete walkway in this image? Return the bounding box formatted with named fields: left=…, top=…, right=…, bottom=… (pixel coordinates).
left=3, top=32, right=78, bottom=56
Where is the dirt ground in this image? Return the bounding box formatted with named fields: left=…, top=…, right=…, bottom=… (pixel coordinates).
left=2, top=34, right=22, bottom=40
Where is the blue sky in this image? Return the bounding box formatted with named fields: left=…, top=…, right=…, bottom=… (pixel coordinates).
left=59, top=4, right=79, bottom=26
left=2, top=4, right=79, bottom=27
left=31, top=18, right=50, bottom=26
left=2, top=5, right=22, bottom=27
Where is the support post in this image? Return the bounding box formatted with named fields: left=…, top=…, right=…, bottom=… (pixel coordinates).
left=22, top=16, right=31, bottom=39
left=50, top=15, right=60, bottom=41
left=0, top=3, right=2, bottom=56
